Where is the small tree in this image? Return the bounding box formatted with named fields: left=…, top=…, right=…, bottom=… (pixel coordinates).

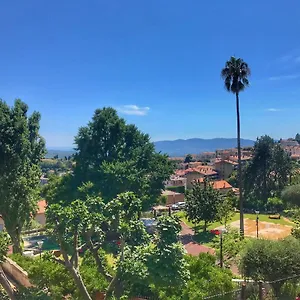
left=295, top=133, right=300, bottom=144
left=282, top=184, right=300, bottom=207
left=184, top=154, right=193, bottom=164
left=267, top=197, right=284, bottom=212
left=147, top=215, right=190, bottom=298
left=218, top=192, right=235, bottom=226
left=186, top=181, right=222, bottom=232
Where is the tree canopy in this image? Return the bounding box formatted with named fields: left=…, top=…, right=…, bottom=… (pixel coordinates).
left=240, top=237, right=300, bottom=296
left=0, top=99, right=45, bottom=253
left=184, top=154, right=193, bottom=163
left=185, top=181, right=222, bottom=231
left=281, top=184, right=300, bottom=207
left=221, top=56, right=250, bottom=94
left=46, top=107, right=174, bottom=209
left=244, top=135, right=291, bottom=209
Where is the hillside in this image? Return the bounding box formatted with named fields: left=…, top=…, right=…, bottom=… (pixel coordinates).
left=154, top=138, right=255, bottom=156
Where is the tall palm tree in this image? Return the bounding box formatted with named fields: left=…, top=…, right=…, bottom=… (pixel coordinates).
left=221, top=56, right=251, bottom=237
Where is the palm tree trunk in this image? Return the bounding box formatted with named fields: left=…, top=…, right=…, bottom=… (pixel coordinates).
left=236, top=92, right=244, bottom=238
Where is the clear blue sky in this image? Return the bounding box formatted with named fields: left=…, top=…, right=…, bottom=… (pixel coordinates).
left=1, top=1, right=300, bottom=148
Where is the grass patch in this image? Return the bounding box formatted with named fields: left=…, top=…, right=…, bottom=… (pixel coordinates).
left=244, top=213, right=293, bottom=226
left=176, top=211, right=294, bottom=232
left=193, top=231, right=216, bottom=246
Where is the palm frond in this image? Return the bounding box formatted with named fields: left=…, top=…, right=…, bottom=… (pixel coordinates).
left=242, top=78, right=249, bottom=87
left=221, top=56, right=251, bottom=93
left=224, top=77, right=231, bottom=92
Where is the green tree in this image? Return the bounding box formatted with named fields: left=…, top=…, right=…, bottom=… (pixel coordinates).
left=184, top=154, right=193, bottom=163
left=186, top=181, right=222, bottom=232
left=147, top=215, right=190, bottom=298
left=227, top=170, right=238, bottom=187
left=182, top=253, right=233, bottom=300
left=46, top=107, right=174, bottom=208
left=295, top=133, right=300, bottom=144
left=244, top=136, right=291, bottom=209
left=0, top=99, right=45, bottom=253
left=221, top=56, right=251, bottom=237
left=282, top=184, right=300, bottom=207
left=218, top=192, right=235, bottom=226
left=240, top=237, right=300, bottom=296
left=267, top=197, right=284, bottom=212
left=46, top=200, right=95, bottom=300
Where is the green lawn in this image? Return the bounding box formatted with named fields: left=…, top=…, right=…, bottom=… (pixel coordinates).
left=176, top=211, right=294, bottom=233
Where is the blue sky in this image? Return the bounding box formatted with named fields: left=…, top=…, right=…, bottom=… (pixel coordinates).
left=1, top=0, right=300, bottom=147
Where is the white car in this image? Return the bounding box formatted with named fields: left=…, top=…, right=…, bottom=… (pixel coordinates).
left=171, top=204, right=180, bottom=211
left=177, top=202, right=186, bottom=209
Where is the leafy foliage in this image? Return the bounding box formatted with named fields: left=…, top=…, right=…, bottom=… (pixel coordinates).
left=182, top=253, right=233, bottom=300
left=0, top=99, right=46, bottom=253
left=221, top=56, right=251, bottom=94
left=186, top=181, right=222, bottom=231
left=218, top=192, right=235, bottom=226
left=0, top=232, right=10, bottom=263
left=11, top=253, right=76, bottom=299
left=147, top=215, right=189, bottom=297
left=267, top=197, right=284, bottom=212
left=240, top=237, right=300, bottom=295
left=184, top=154, right=193, bottom=163
left=244, top=135, right=291, bottom=209
left=68, top=107, right=174, bottom=208
left=282, top=184, right=300, bottom=207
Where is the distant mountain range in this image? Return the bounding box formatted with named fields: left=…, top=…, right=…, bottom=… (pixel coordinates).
left=45, top=149, right=75, bottom=159
left=154, top=138, right=255, bottom=156
left=46, top=138, right=255, bottom=158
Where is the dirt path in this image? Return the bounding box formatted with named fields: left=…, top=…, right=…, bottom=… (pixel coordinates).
left=216, top=218, right=292, bottom=240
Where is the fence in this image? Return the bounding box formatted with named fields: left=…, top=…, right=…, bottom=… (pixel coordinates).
left=203, top=275, right=300, bottom=300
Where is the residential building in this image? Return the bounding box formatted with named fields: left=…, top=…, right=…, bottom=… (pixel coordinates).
left=214, top=159, right=238, bottom=179
left=35, top=200, right=47, bottom=226
left=165, top=175, right=187, bottom=189
left=280, top=139, right=299, bottom=147
left=197, top=151, right=216, bottom=162
left=184, top=167, right=218, bottom=189
left=228, top=155, right=252, bottom=165
left=195, top=179, right=233, bottom=195
left=161, top=190, right=185, bottom=205
left=0, top=199, right=47, bottom=231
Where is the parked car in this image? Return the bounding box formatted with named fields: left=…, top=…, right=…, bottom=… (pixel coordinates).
left=177, top=202, right=186, bottom=209
left=171, top=204, right=180, bottom=211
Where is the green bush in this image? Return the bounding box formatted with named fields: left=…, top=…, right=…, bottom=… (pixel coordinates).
left=166, top=186, right=185, bottom=194
left=10, top=253, right=76, bottom=300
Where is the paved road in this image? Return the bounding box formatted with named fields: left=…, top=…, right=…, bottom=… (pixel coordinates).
left=180, top=221, right=215, bottom=256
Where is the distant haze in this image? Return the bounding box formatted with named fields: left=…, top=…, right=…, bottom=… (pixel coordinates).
left=46, top=137, right=255, bottom=158
left=154, top=138, right=255, bottom=156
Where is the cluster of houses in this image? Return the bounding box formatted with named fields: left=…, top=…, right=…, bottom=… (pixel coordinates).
left=163, top=138, right=300, bottom=206
left=162, top=148, right=251, bottom=206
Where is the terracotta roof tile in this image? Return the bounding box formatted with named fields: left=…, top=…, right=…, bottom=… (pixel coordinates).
left=37, top=200, right=47, bottom=214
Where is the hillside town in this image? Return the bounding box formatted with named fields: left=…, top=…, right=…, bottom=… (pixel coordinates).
left=2, top=1, right=300, bottom=300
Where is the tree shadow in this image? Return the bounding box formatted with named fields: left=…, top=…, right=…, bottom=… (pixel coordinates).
left=193, top=231, right=216, bottom=244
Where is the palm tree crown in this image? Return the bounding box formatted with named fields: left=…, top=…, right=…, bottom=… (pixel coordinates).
left=221, top=56, right=251, bottom=94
